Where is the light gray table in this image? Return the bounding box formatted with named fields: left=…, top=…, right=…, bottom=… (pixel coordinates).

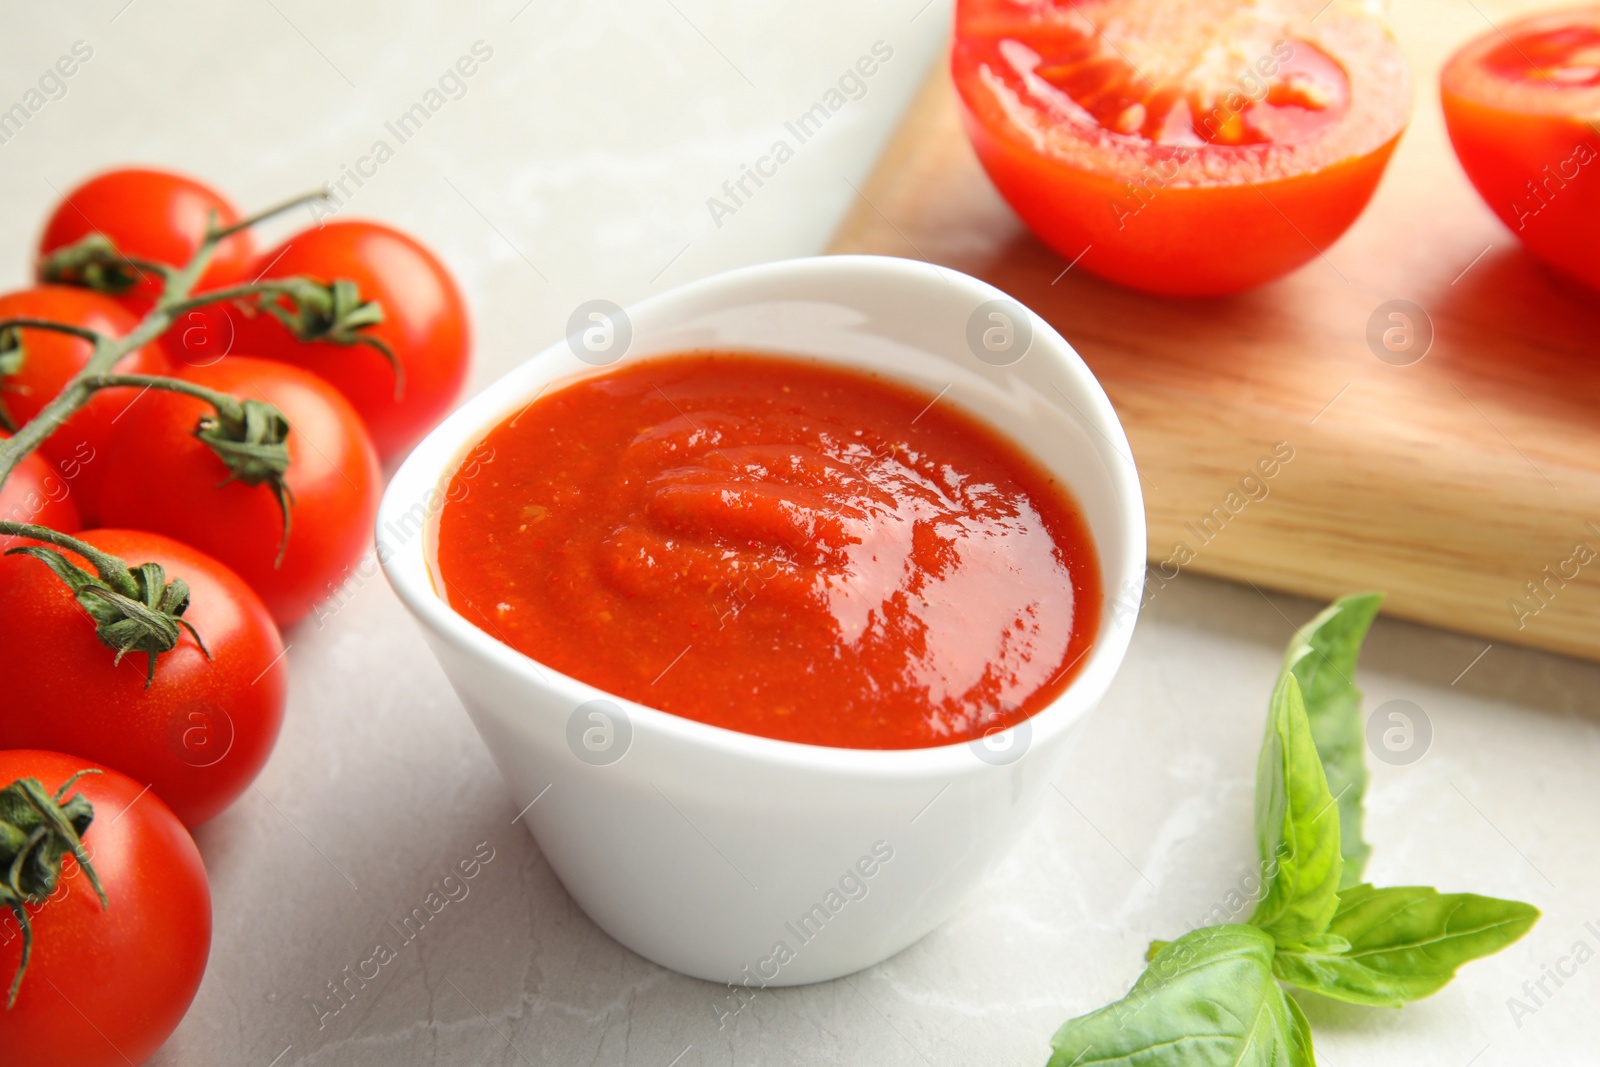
left=3, top=4, right=1595, bottom=1064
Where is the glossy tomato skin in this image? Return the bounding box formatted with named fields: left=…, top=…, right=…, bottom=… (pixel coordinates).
left=0, top=434, right=81, bottom=552
left=36, top=169, right=254, bottom=302
left=0, top=530, right=287, bottom=826
left=956, top=104, right=1402, bottom=294
left=35, top=168, right=255, bottom=367
left=0, top=750, right=211, bottom=1067
left=235, top=221, right=471, bottom=459
left=1441, top=11, right=1600, bottom=291
left=0, top=286, right=169, bottom=517
left=97, top=357, right=380, bottom=627
left=951, top=0, right=1412, bottom=295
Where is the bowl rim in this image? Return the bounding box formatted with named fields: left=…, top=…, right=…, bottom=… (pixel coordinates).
left=378, top=253, right=1145, bottom=780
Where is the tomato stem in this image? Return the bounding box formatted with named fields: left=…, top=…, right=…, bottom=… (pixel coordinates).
left=210, top=190, right=330, bottom=241
left=0, top=317, right=108, bottom=346
left=0, top=524, right=139, bottom=594
left=162, top=279, right=305, bottom=318
left=85, top=371, right=254, bottom=414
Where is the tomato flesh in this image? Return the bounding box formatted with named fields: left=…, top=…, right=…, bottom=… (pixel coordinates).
left=0, top=751, right=210, bottom=1067
left=1022, top=20, right=1349, bottom=146
left=953, top=0, right=1412, bottom=294
left=1442, top=7, right=1600, bottom=291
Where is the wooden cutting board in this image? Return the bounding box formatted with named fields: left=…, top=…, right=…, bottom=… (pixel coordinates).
left=827, top=1, right=1600, bottom=663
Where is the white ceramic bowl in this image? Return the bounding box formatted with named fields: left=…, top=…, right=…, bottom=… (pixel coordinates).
left=379, top=254, right=1145, bottom=987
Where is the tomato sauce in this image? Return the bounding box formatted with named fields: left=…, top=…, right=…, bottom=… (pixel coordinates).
left=435, top=353, right=1101, bottom=750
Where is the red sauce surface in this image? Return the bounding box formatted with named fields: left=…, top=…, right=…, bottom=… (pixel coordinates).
left=435, top=353, right=1101, bottom=750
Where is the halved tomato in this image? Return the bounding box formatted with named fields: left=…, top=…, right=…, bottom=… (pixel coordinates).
left=1442, top=6, right=1600, bottom=291
left=953, top=0, right=1413, bottom=294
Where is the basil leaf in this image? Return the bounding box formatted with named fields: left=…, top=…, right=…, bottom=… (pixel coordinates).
left=1272, top=883, right=1540, bottom=1007
left=1284, top=989, right=1315, bottom=1064
left=1248, top=671, right=1344, bottom=947
left=1048, top=925, right=1314, bottom=1067
left=1283, top=593, right=1383, bottom=889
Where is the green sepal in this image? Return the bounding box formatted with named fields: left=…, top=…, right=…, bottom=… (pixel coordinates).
left=257, top=276, right=402, bottom=398
left=0, top=771, right=107, bottom=1008
left=5, top=543, right=208, bottom=685
left=36, top=232, right=148, bottom=294
left=194, top=397, right=295, bottom=565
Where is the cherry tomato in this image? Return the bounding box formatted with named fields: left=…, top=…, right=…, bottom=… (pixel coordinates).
left=0, top=750, right=211, bottom=1067
left=97, top=357, right=380, bottom=627
left=35, top=168, right=255, bottom=368
left=0, top=529, right=286, bottom=826
left=952, top=0, right=1413, bottom=294
left=236, top=220, right=471, bottom=459
left=1442, top=6, right=1600, bottom=291
left=0, top=286, right=170, bottom=518
left=0, top=435, right=81, bottom=552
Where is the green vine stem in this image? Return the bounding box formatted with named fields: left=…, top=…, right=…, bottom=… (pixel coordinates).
left=0, top=318, right=106, bottom=346
left=0, top=522, right=143, bottom=587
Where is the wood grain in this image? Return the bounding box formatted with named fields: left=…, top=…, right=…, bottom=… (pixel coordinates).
left=827, top=1, right=1600, bottom=661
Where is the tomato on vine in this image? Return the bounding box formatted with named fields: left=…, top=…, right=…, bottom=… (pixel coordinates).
left=0, top=286, right=169, bottom=517
left=97, top=356, right=381, bottom=627
left=35, top=168, right=256, bottom=368
left=238, top=220, right=471, bottom=459
left=0, top=528, right=287, bottom=827
left=2, top=177, right=412, bottom=846
left=0, top=751, right=210, bottom=1067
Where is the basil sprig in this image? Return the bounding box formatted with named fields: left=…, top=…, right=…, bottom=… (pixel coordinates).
left=1047, top=594, right=1539, bottom=1066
